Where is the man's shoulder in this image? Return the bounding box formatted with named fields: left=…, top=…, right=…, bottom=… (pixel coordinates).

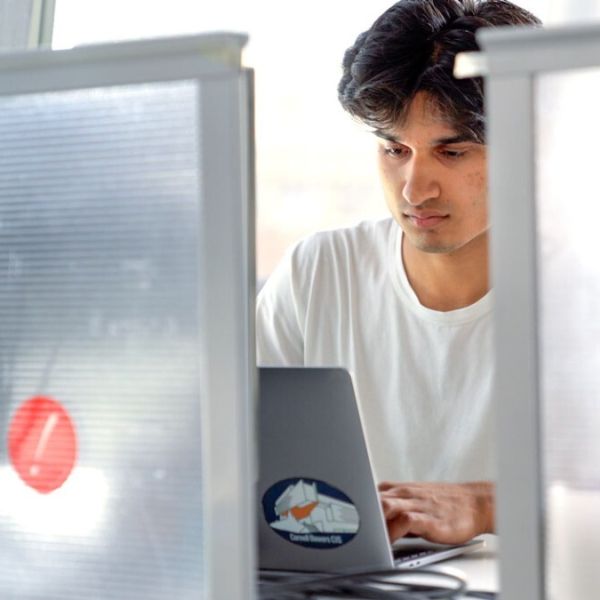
left=259, top=218, right=397, bottom=302
left=293, top=217, right=397, bottom=261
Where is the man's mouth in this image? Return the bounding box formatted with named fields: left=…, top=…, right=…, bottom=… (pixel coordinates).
left=404, top=213, right=449, bottom=229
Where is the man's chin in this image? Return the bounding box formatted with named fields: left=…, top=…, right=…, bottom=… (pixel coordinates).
left=403, top=229, right=489, bottom=256
left=408, top=236, right=458, bottom=255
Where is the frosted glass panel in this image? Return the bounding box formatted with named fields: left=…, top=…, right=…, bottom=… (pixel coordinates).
left=0, top=82, right=205, bottom=599
left=536, top=68, right=600, bottom=598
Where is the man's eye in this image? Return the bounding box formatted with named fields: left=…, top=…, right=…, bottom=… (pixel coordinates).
left=383, top=146, right=408, bottom=157
left=440, top=149, right=466, bottom=159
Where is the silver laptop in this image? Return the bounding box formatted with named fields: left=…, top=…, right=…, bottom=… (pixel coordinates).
left=257, top=367, right=484, bottom=573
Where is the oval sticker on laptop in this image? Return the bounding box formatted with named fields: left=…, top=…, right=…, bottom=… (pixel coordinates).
left=262, top=477, right=360, bottom=549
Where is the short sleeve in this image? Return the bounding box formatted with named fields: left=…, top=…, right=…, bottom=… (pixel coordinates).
left=256, top=246, right=305, bottom=365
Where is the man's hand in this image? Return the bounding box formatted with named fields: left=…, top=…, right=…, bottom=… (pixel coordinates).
left=378, top=481, right=495, bottom=545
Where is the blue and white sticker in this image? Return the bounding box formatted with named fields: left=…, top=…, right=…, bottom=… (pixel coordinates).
left=262, top=477, right=360, bottom=549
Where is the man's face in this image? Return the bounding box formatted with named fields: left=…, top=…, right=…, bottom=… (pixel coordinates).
left=376, top=92, right=488, bottom=255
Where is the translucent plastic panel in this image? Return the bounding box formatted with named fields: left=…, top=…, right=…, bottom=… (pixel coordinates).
left=535, top=68, right=600, bottom=598
left=0, top=82, right=205, bottom=599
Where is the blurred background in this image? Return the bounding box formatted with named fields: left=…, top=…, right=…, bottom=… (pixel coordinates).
left=1, top=0, right=597, bottom=283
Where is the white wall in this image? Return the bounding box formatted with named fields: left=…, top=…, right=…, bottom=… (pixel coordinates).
left=0, top=0, right=35, bottom=49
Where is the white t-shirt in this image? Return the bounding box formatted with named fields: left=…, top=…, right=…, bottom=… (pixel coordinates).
left=256, top=218, right=495, bottom=484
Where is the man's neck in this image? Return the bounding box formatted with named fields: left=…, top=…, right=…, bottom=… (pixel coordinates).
left=402, top=233, right=490, bottom=312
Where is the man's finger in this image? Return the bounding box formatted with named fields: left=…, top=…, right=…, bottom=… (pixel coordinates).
left=387, top=510, right=412, bottom=541
left=378, top=483, right=430, bottom=500
left=378, top=481, right=396, bottom=492
left=387, top=510, right=434, bottom=542
left=388, top=511, right=433, bottom=542
left=380, top=496, right=425, bottom=519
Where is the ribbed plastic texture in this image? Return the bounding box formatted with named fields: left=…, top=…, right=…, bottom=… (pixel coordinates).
left=0, top=81, right=205, bottom=599
left=536, top=69, right=600, bottom=488
left=536, top=68, right=600, bottom=598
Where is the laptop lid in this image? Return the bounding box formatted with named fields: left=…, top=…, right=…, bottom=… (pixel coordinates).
left=257, top=367, right=394, bottom=572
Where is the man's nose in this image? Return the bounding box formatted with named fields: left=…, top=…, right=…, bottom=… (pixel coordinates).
left=402, top=158, right=440, bottom=206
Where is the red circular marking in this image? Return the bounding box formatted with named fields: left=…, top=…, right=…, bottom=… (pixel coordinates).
left=7, top=396, right=78, bottom=494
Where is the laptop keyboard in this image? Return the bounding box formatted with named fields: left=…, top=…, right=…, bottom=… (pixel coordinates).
left=393, top=546, right=436, bottom=564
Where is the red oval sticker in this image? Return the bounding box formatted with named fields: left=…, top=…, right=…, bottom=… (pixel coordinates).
left=8, top=396, right=78, bottom=494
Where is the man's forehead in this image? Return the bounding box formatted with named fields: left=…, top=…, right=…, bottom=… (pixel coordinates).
left=373, top=92, right=475, bottom=144
left=373, top=127, right=471, bottom=146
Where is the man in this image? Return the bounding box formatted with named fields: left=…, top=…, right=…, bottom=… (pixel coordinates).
left=257, top=0, right=541, bottom=544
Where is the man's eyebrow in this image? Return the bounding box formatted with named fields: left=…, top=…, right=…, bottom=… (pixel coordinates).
left=373, top=129, right=402, bottom=144
left=372, top=130, right=474, bottom=145
left=433, top=134, right=473, bottom=145
left=373, top=130, right=399, bottom=142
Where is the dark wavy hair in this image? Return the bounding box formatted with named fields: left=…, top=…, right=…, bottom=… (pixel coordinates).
left=338, top=0, right=541, bottom=142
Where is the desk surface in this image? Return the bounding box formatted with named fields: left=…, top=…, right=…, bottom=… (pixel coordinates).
left=431, top=534, right=498, bottom=595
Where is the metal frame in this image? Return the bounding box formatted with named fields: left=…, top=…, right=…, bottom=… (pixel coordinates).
left=28, top=0, right=56, bottom=47
left=456, top=23, right=600, bottom=600
left=0, top=34, right=256, bottom=600
left=0, top=33, right=246, bottom=94
left=199, top=68, right=257, bottom=599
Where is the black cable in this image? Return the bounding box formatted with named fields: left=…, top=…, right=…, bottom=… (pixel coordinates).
left=259, top=567, right=468, bottom=599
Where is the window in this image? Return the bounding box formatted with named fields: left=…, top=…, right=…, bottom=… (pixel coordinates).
left=52, top=0, right=555, bottom=282
left=52, top=0, right=395, bottom=281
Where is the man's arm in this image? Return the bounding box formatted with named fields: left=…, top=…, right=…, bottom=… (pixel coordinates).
left=256, top=248, right=305, bottom=366
left=378, top=481, right=495, bottom=545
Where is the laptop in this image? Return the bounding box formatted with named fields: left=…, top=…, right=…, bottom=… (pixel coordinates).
left=257, top=366, right=484, bottom=573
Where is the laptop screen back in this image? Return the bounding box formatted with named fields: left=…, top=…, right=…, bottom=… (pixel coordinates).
left=258, top=367, right=393, bottom=572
